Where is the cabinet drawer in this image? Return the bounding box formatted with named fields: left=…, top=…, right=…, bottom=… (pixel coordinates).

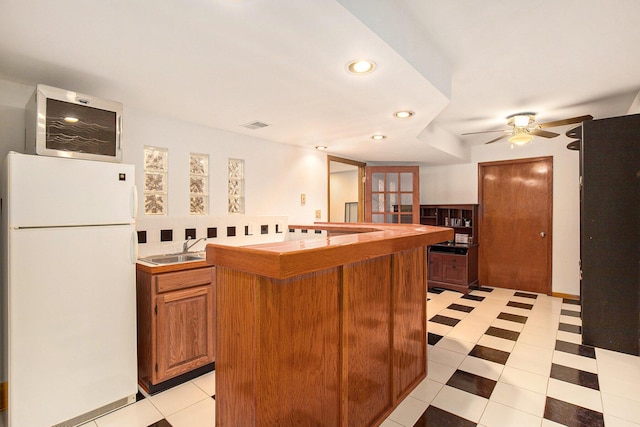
left=440, top=254, right=467, bottom=269
left=156, top=267, right=213, bottom=293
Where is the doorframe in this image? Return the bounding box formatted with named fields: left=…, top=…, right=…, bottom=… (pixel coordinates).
left=327, top=155, right=366, bottom=223
left=478, top=156, right=553, bottom=295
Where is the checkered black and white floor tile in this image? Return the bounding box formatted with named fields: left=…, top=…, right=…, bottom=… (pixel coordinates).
left=383, top=287, right=640, bottom=427
left=42, top=287, right=639, bottom=427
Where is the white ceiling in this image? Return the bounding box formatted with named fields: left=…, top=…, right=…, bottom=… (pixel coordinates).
left=1, top=0, right=639, bottom=166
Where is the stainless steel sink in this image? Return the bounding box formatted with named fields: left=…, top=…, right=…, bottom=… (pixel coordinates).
left=139, top=252, right=205, bottom=265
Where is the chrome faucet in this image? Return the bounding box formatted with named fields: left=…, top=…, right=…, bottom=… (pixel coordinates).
left=183, top=237, right=206, bottom=253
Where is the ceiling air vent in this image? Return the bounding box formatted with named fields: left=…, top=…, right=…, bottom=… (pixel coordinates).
left=241, top=121, right=270, bottom=130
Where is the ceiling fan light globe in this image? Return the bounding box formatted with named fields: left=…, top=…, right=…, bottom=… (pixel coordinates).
left=508, top=133, right=533, bottom=145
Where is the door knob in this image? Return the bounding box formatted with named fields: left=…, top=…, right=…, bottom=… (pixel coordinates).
left=540, top=232, right=546, bottom=238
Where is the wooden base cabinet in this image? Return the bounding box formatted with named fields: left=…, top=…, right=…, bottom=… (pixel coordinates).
left=428, top=244, right=478, bottom=294
left=136, top=266, right=216, bottom=393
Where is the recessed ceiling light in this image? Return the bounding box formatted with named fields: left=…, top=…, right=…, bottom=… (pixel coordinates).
left=346, top=60, right=376, bottom=75
left=393, top=110, right=415, bottom=119
left=315, top=145, right=327, bottom=150
left=370, top=134, right=386, bottom=141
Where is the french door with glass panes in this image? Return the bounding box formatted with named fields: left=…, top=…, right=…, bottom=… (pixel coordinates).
left=365, top=166, right=420, bottom=224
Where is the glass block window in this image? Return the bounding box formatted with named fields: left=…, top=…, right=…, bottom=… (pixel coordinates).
left=228, top=158, right=244, bottom=214
left=143, top=146, right=168, bottom=215
left=189, top=153, right=209, bottom=215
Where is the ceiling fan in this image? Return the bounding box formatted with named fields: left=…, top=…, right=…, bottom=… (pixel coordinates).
left=462, top=113, right=593, bottom=146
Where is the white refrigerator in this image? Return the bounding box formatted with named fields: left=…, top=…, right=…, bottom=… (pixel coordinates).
left=1, top=152, right=138, bottom=426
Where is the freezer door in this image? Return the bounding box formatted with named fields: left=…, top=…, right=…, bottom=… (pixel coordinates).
left=6, top=152, right=136, bottom=228
left=7, top=225, right=137, bottom=426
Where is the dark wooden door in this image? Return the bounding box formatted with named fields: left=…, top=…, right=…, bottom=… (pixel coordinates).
left=365, top=166, right=420, bottom=224
left=478, top=157, right=553, bottom=294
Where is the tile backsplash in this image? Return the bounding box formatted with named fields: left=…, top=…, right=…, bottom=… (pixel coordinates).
left=136, top=215, right=288, bottom=257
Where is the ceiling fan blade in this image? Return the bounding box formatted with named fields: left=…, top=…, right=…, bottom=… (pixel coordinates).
left=537, top=115, right=594, bottom=129
left=485, top=134, right=509, bottom=144
left=461, top=129, right=508, bottom=136
left=530, top=129, right=560, bottom=138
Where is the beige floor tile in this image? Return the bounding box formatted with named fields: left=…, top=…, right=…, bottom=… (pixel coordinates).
left=489, top=381, right=546, bottom=417
left=192, top=371, right=216, bottom=396
left=95, top=400, right=163, bottom=427
left=434, top=336, right=475, bottom=355
left=552, top=350, right=598, bottom=374
left=555, top=330, right=582, bottom=344
left=387, top=396, right=429, bottom=427
left=499, top=366, right=549, bottom=395
left=166, top=397, right=215, bottom=427
left=505, top=342, right=553, bottom=377
left=477, top=334, right=516, bottom=353
left=149, top=381, right=210, bottom=417
left=479, top=401, right=542, bottom=427
left=409, top=378, right=444, bottom=405
left=458, top=355, right=504, bottom=382
left=602, top=392, right=640, bottom=424
left=546, top=378, right=603, bottom=413
left=430, top=385, right=488, bottom=423
left=427, top=359, right=457, bottom=384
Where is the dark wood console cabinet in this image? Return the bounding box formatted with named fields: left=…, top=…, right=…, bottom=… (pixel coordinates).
left=428, top=244, right=478, bottom=293
left=421, top=204, right=479, bottom=293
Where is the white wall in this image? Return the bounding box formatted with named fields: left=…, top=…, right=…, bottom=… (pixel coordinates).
left=0, top=79, right=327, bottom=223
left=420, top=163, right=477, bottom=204
left=420, top=139, right=581, bottom=296
left=122, top=107, right=326, bottom=222
left=329, top=170, right=358, bottom=221
left=0, top=80, right=33, bottom=162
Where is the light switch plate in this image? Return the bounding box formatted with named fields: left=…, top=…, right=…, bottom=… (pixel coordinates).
left=300, top=193, right=306, bottom=206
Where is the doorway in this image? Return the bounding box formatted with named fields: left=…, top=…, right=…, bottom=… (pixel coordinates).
left=328, top=156, right=366, bottom=223
left=478, top=157, right=553, bottom=295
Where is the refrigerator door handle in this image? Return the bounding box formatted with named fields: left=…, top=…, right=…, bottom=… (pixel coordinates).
left=131, top=231, right=138, bottom=264
left=131, top=185, right=138, bottom=219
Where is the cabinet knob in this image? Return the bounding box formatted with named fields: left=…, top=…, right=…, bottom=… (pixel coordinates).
left=540, top=231, right=546, bottom=238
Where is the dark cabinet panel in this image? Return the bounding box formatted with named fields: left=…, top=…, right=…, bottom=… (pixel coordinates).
left=581, top=114, right=640, bottom=355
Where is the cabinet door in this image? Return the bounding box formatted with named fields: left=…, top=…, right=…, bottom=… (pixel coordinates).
left=365, top=166, right=420, bottom=224
left=155, top=284, right=215, bottom=383
left=428, top=252, right=443, bottom=282
left=442, top=255, right=466, bottom=285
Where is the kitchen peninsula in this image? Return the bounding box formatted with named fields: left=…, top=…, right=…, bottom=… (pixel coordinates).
left=206, top=223, right=452, bottom=427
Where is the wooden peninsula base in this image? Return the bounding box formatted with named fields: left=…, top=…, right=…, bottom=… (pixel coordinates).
left=206, top=223, right=452, bottom=427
